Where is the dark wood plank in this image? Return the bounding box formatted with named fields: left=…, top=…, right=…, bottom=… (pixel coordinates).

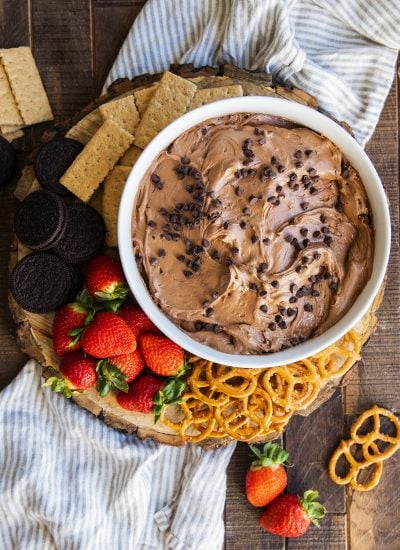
left=287, top=514, right=346, bottom=550
left=93, top=3, right=145, bottom=95
left=94, top=1, right=145, bottom=6
left=225, top=442, right=285, bottom=550
left=285, top=389, right=345, bottom=514
left=344, top=81, right=400, bottom=415
left=30, top=0, right=94, bottom=119
left=0, top=0, right=31, bottom=48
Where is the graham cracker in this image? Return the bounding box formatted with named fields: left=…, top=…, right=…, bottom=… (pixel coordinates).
left=0, top=47, right=53, bottom=125
left=0, top=63, right=23, bottom=126
left=134, top=84, right=158, bottom=116
left=118, top=145, right=142, bottom=167
left=99, top=95, right=140, bottom=135
left=190, top=85, right=243, bottom=109
left=0, top=127, right=24, bottom=142
left=134, top=72, right=197, bottom=149
left=60, top=119, right=133, bottom=203
left=102, top=166, right=131, bottom=246
left=66, top=109, right=103, bottom=144
left=14, top=166, right=36, bottom=201
left=88, top=186, right=104, bottom=216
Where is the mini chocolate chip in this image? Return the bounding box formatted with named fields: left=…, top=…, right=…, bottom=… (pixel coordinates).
left=212, top=291, right=219, bottom=299
left=263, top=237, right=271, bottom=244
left=204, top=323, right=213, bottom=331
left=244, top=138, right=253, bottom=147
left=312, top=289, right=320, bottom=297
left=320, top=214, right=327, bottom=223
left=300, top=202, right=309, bottom=210
left=289, top=172, right=297, bottom=181
left=203, top=300, right=211, bottom=308
left=295, top=161, right=303, bottom=168
left=296, top=289, right=305, bottom=298
left=287, top=308, right=296, bottom=317
left=304, top=303, right=313, bottom=312
left=192, top=263, right=200, bottom=272
left=223, top=221, right=230, bottom=230
left=294, top=150, right=302, bottom=159
left=321, top=226, right=330, bottom=234
left=207, top=190, right=215, bottom=198
left=279, top=307, right=286, bottom=316
left=309, top=186, right=318, bottom=195
left=181, top=156, right=190, bottom=165
left=183, top=270, right=193, bottom=278
left=268, top=322, right=276, bottom=331
left=303, top=238, right=310, bottom=247
left=147, top=220, right=156, bottom=228
left=289, top=218, right=296, bottom=225
left=135, top=254, right=143, bottom=264
left=260, top=304, right=268, bottom=313
left=308, top=168, right=317, bottom=177
left=195, top=321, right=203, bottom=330
left=289, top=296, right=298, bottom=303
left=251, top=234, right=259, bottom=244
left=201, top=127, right=207, bottom=135
left=243, top=160, right=252, bottom=167
left=309, top=275, right=318, bottom=283
left=329, top=282, right=338, bottom=292
left=302, top=256, right=310, bottom=265
left=243, top=149, right=254, bottom=159
left=324, top=271, right=332, bottom=280
left=239, top=220, right=246, bottom=229
left=276, top=185, right=283, bottom=193
left=271, top=156, right=279, bottom=165
left=254, top=127, right=264, bottom=136
left=205, top=307, right=214, bottom=317
left=342, top=168, right=350, bottom=178
left=151, top=173, right=160, bottom=183
left=290, top=338, right=299, bottom=346
left=249, top=195, right=258, bottom=205
left=305, top=149, right=313, bottom=157
left=231, top=247, right=239, bottom=256
left=211, top=250, right=220, bottom=261
left=157, top=249, right=166, bottom=257
left=159, top=207, right=167, bottom=216
left=296, top=265, right=305, bottom=273
left=243, top=207, right=251, bottom=215
left=212, top=198, right=223, bottom=207
left=285, top=234, right=293, bottom=243
left=149, top=257, right=158, bottom=267
left=313, top=252, right=322, bottom=260
left=271, top=280, right=279, bottom=288
left=300, top=228, right=308, bottom=237
left=225, top=258, right=233, bottom=266
left=258, top=262, right=268, bottom=272
left=290, top=283, right=298, bottom=293
left=249, top=283, right=258, bottom=292
left=293, top=183, right=300, bottom=191
left=258, top=138, right=266, bottom=145
left=177, top=255, right=185, bottom=263
left=259, top=290, right=268, bottom=297
left=324, top=235, right=333, bottom=245
left=277, top=165, right=285, bottom=173
left=194, top=245, right=204, bottom=254
left=213, top=324, right=223, bottom=333
left=313, top=230, right=321, bottom=238
left=234, top=170, right=241, bottom=179
left=267, top=196, right=277, bottom=203
left=278, top=321, right=287, bottom=329
left=299, top=335, right=307, bottom=343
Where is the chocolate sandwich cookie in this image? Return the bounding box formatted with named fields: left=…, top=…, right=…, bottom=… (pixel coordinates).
left=0, top=136, right=16, bottom=186
left=34, top=138, right=84, bottom=196
left=10, top=252, right=72, bottom=313
left=66, top=264, right=84, bottom=301
left=14, top=190, right=67, bottom=250
left=53, top=202, right=105, bottom=263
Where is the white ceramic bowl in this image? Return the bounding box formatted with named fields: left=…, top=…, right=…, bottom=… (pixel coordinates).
left=118, top=96, right=390, bottom=368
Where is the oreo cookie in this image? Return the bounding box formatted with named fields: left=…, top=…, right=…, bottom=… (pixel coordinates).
left=53, top=202, right=105, bottom=263
left=0, top=136, right=16, bottom=186
left=14, top=190, right=67, bottom=250
left=10, top=252, right=72, bottom=313
left=34, top=138, right=83, bottom=196
left=66, top=264, right=84, bottom=301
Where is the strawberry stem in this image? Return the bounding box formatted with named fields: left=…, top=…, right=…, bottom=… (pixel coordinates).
left=300, top=490, right=326, bottom=526
left=249, top=442, right=289, bottom=470
left=42, top=377, right=74, bottom=398
left=95, top=359, right=129, bottom=398
left=152, top=378, right=187, bottom=423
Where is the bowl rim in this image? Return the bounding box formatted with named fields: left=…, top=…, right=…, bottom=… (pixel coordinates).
left=118, top=96, right=391, bottom=368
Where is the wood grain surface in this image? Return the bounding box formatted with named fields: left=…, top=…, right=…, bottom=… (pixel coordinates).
left=0, top=1, right=399, bottom=548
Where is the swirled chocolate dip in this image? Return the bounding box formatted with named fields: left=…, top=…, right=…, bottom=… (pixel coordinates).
left=132, top=114, right=373, bottom=355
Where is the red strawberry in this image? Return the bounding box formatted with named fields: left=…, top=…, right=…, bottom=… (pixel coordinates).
left=117, top=374, right=187, bottom=421
left=119, top=303, right=159, bottom=339
left=95, top=349, right=145, bottom=397
left=81, top=311, right=136, bottom=358
left=259, top=490, right=326, bottom=538
left=139, top=333, right=186, bottom=377
left=246, top=443, right=288, bottom=507
left=43, top=350, right=97, bottom=398
left=85, top=255, right=128, bottom=311
left=52, top=302, right=88, bottom=356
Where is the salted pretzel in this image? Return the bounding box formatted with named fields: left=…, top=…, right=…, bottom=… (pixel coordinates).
left=161, top=329, right=363, bottom=443
left=329, top=405, right=400, bottom=491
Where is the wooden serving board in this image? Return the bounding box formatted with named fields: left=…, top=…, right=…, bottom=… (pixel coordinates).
left=8, top=63, right=383, bottom=448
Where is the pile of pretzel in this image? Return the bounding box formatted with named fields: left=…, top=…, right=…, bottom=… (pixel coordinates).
left=161, top=330, right=361, bottom=443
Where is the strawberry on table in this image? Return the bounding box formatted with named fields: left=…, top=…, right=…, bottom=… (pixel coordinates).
left=44, top=350, right=97, bottom=398
left=85, top=255, right=128, bottom=311
left=139, top=333, right=186, bottom=377
left=246, top=442, right=288, bottom=507
left=259, top=490, right=326, bottom=538
left=119, top=303, right=159, bottom=339
left=81, top=311, right=136, bottom=358
left=116, top=374, right=186, bottom=421
left=95, top=349, right=145, bottom=397
left=52, top=302, right=89, bottom=356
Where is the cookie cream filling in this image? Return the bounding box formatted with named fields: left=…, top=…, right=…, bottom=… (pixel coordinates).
left=132, top=114, right=374, bottom=355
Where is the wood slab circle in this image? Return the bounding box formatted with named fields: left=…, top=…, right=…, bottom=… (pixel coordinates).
left=8, top=64, right=383, bottom=448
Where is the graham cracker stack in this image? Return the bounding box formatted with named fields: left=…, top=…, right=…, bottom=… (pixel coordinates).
left=99, top=95, right=140, bottom=135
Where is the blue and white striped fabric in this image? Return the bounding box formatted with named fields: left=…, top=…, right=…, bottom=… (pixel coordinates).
left=105, top=0, right=400, bottom=146
left=0, top=362, right=234, bottom=549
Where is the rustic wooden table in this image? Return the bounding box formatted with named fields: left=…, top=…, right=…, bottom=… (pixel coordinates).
left=1, top=2, right=399, bottom=549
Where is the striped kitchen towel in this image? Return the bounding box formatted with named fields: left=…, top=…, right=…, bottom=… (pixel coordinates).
left=0, top=361, right=234, bottom=549
left=105, top=0, right=400, bottom=146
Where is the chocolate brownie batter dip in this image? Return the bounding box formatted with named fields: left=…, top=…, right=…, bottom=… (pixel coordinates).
left=132, top=114, right=374, bottom=355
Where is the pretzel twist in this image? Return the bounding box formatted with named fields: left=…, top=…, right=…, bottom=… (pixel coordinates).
left=329, top=405, right=400, bottom=491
